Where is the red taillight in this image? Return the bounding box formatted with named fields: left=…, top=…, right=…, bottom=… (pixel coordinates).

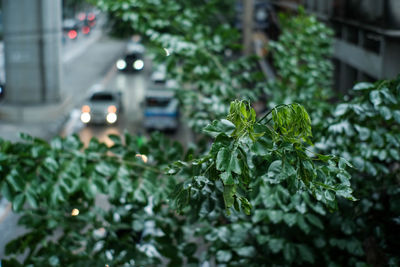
left=68, top=30, right=77, bottom=39
left=82, top=26, right=90, bottom=34
left=88, top=13, right=95, bottom=21
left=78, top=13, right=86, bottom=21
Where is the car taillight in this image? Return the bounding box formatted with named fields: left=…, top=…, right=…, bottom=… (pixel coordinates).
left=78, top=13, right=86, bottom=21
left=68, top=30, right=77, bottom=39
left=82, top=26, right=90, bottom=34
left=88, top=13, right=95, bottom=21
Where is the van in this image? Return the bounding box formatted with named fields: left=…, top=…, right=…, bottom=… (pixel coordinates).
left=143, top=89, right=179, bottom=132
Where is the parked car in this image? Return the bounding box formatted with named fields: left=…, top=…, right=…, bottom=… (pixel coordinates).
left=116, top=52, right=145, bottom=72
left=143, top=89, right=179, bottom=132
left=80, top=91, right=122, bottom=125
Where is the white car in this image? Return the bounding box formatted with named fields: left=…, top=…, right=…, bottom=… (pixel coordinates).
left=80, top=91, right=122, bottom=125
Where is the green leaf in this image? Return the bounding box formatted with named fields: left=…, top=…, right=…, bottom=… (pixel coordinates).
left=25, top=189, right=38, bottom=209
left=44, top=157, right=59, bottom=173
left=379, top=106, right=392, bottom=120
left=371, top=131, right=384, bottom=147
left=334, top=104, right=348, bottom=117
left=336, top=185, right=356, bottom=201
left=235, top=246, right=256, bottom=257
left=267, top=210, right=283, bottom=224
left=389, top=149, right=400, bottom=160
left=108, top=134, right=121, bottom=145
left=297, top=245, right=314, bottom=263
left=229, top=150, right=241, bottom=175
left=296, top=215, right=310, bottom=233
left=1, top=182, right=13, bottom=201
left=393, top=110, right=400, bottom=123
left=216, top=148, right=241, bottom=174
left=338, top=157, right=352, bottom=169
left=221, top=172, right=235, bottom=185
left=12, top=193, right=25, bottom=212
left=109, top=180, right=123, bottom=199
left=203, top=119, right=235, bottom=137
left=95, top=162, right=116, bottom=177
left=216, top=250, right=232, bottom=262
left=216, top=148, right=230, bottom=171
left=239, top=197, right=252, bottom=215
left=6, top=172, right=24, bottom=192
left=283, top=213, right=297, bottom=227
left=353, top=82, right=374, bottom=91
left=306, top=214, right=324, bottom=229
left=268, top=238, right=284, bottom=253
left=223, top=185, right=236, bottom=211
left=369, top=90, right=382, bottom=106
left=354, top=125, right=370, bottom=141
left=284, top=243, right=296, bottom=262
left=252, top=209, right=269, bottom=223
left=267, top=160, right=283, bottom=181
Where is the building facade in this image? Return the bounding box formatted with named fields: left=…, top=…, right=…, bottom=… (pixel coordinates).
left=270, top=0, right=400, bottom=93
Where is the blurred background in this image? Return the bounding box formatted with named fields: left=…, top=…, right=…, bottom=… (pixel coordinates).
left=1, top=0, right=400, bottom=144
left=0, top=0, right=400, bottom=260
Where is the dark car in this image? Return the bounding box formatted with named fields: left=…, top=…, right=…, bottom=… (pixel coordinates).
left=62, top=19, right=80, bottom=40
left=116, top=52, right=145, bottom=72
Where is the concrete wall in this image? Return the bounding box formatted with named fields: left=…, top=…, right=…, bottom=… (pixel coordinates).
left=2, top=0, right=61, bottom=104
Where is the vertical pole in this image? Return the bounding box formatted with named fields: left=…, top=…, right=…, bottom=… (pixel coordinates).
left=243, top=0, right=254, bottom=55
left=2, top=0, right=61, bottom=105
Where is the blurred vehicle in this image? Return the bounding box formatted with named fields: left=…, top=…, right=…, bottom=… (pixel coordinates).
left=150, top=64, right=167, bottom=84
left=126, top=41, right=145, bottom=54
left=80, top=91, right=122, bottom=125
left=235, top=1, right=273, bottom=31
left=143, top=89, right=179, bottom=132
left=76, top=11, right=97, bottom=34
left=0, top=82, right=4, bottom=100
left=116, top=52, right=145, bottom=72
left=63, top=19, right=80, bottom=40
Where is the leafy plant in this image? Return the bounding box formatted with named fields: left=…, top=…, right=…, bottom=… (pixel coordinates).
left=0, top=100, right=355, bottom=266
left=316, top=77, right=400, bottom=266
left=171, top=100, right=354, bottom=217
left=267, top=9, right=334, bottom=129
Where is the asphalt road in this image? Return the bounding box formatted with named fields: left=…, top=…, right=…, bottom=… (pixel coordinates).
left=61, top=53, right=192, bottom=147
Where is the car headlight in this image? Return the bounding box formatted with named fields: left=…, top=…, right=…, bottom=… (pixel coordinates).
left=133, top=59, right=144, bottom=70
left=81, top=112, right=91, bottom=123
left=116, top=59, right=127, bottom=70
left=106, top=113, right=117, bottom=124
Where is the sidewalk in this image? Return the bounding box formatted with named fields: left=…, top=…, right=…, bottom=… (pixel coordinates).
left=0, top=115, right=68, bottom=142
